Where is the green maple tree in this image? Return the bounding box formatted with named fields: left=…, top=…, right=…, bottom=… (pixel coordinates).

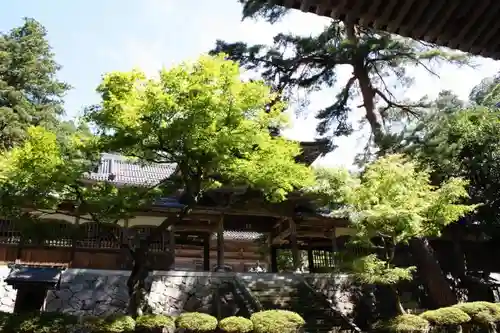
left=314, top=154, right=477, bottom=314
left=83, top=53, right=315, bottom=316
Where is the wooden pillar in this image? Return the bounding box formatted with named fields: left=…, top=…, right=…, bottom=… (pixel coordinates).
left=330, top=227, right=338, bottom=268
left=203, top=233, right=210, bottom=271
left=168, top=223, right=176, bottom=268
left=119, top=218, right=130, bottom=270
left=122, top=218, right=129, bottom=248
left=216, top=215, right=224, bottom=270
left=215, top=216, right=224, bottom=320
left=307, top=248, right=314, bottom=273
left=289, top=219, right=299, bottom=271
left=270, top=246, right=278, bottom=272
left=70, top=213, right=81, bottom=266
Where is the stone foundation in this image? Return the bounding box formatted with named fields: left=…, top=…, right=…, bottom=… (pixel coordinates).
left=45, top=269, right=131, bottom=316
left=0, top=266, right=17, bottom=313
left=0, top=266, right=354, bottom=317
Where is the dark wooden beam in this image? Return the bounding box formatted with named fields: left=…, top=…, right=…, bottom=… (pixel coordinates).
left=168, top=223, right=175, bottom=267
left=216, top=215, right=224, bottom=270
left=330, top=228, right=338, bottom=268
left=270, top=246, right=278, bottom=272
left=203, top=234, right=210, bottom=271
left=290, top=219, right=299, bottom=270
left=307, top=248, right=314, bottom=273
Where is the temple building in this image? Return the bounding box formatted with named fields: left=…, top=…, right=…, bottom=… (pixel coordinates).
left=0, top=140, right=498, bottom=326
left=0, top=140, right=350, bottom=274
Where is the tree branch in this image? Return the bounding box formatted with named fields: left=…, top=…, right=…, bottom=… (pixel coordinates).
left=374, top=88, right=422, bottom=119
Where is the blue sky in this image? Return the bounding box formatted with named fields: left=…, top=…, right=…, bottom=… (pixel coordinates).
left=2, top=0, right=500, bottom=167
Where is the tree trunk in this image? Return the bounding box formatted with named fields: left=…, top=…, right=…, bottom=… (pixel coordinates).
left=127, top=245, right=151, bottom=318
left=409, top=238, right=457, bottom=307
left=451, top=227, right=467, bottom=278
left=126, top=209, right=187, bottom=317
left=393, top=288, right=406, bottom=315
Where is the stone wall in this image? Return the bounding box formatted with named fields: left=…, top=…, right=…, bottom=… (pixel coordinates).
left=0, top=266, right=354, bottom=317
left=0, top=266, right=17, bottom=313
left=45, top=269, right=131, bottom=316
left=147, top=272, right=238, bottom=316
left=304, top=274, right=355, bottom=316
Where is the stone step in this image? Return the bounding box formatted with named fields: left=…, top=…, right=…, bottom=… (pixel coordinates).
left=239, top=276, right=352, bottom=333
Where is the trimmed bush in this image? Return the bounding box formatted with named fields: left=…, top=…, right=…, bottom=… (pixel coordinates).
left=375, top=314, right=430, bottom=333
left=176, top=312, right=218, bottom=333
left=0, top=312, right=11, bottom=333
left=136, top=315, right=175, bottom=333
left=81, top=315, right=135, bottom=333
left=218, top=316, right=253, bottom=333
left=251, top=310, right=305, bottom=333
left=453, top=302, right=500, bottom=325
left=79, top=316, right=104, bottom=333
left=9, top=312, right=78, bottom=333
left=420, top=307, right=471, bottom=326
left=102, top=315, right=136, bottom=333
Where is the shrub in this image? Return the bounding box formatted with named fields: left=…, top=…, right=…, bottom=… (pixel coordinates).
left=81, top=315, right=135, bottom=333
left=453, top=302, right=500, bottom=325
left=0, top=312, right=11, bottom=332
left=79, top=316, right=104, bottom=333
left=102, top=315, right=136, bottom=333
left=420, top=307, right=471, bottom=326
left=218, top=316, right=253, bottom=333
left=375, top=314, right=430, bottom=333
left=136, top=315, right=175, bottom=331
left=250, top=310, right=305, bottom=333
left=9, top=312, right=78, bottom=333
left=176, top=312, right=218, bottom=332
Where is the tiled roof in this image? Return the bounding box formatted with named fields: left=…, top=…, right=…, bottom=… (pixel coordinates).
left=86, top=153, right=177, bottom=186
left=281, top=0, right=500, bottom=60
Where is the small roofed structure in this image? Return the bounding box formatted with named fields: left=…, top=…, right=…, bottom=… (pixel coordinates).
left=5, top=265, right=63, bottom=289
left=295, top=139, right=330, bottom=165
left=275, top=0, right=500, bottom=59
left=6, top=262, right=66, bottom=313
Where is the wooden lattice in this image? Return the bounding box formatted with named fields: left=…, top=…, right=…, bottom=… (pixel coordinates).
left=40, top=220, right=73, bottom=247
left=128, top=225, right=170, bottom=252
left=0, top=220, right=21, bottom=245
left=77, top=222, right=122, bottom=249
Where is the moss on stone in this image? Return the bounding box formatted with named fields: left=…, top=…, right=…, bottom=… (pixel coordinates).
left=218, top=316, right=253, bottom=333
left=251, top=310, right=305, bottom=333
left=453, top=302, right=500, bottom=325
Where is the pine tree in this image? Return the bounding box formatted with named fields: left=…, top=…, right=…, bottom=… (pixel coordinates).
left=0, top=18, right=70, bottom=150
